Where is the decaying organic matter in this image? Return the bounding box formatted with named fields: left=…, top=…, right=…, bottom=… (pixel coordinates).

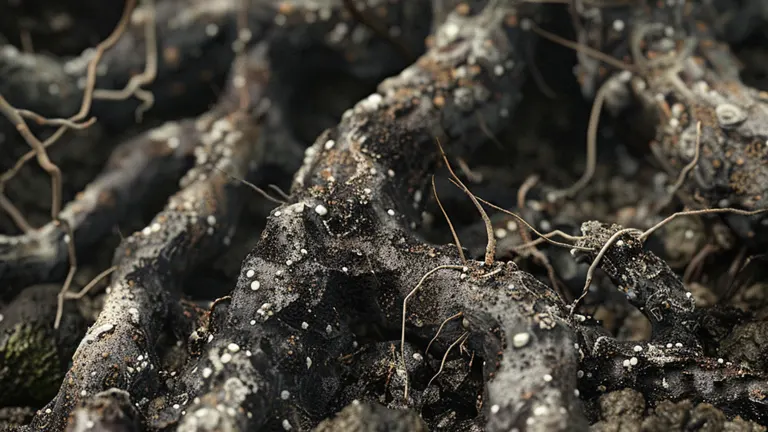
left=3, top=0, right=768, bottom=431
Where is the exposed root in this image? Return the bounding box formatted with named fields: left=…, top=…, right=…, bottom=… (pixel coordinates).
left=215, top=167, right=287, bottom=205
left=400, top=265, right=465, bottom=400
left=425, top=311, right=464, bottom=355
left=470, top=191, right=593, bottom=252
left=432, top=175, right=466, bottom=264
left=0, top=0, right=135, bottom=196
left=639, top=207, right=768, bottom=242
left=526, top=20, right=636, bottom=73
left=26, top=62, right=265, bottom=429
left=425, top=331, right=469, bottom=392
left=547, top=78, right=609, bottom=201
left=438, top=140, right=496, bottom=265
left=53, top=220, right=76, bottom=329
left=92, top=0, right=158, bottom=122
left=63, top=265, right=117, bottom=300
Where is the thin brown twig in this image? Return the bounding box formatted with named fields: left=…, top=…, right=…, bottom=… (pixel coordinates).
left=214, top=167, right=286, bottom=205
left=17, top=111, right=96, bottom=130
left=426, top=332, right=469, bottom=391
left=0, top=94, right=65, bottom=221
left=639, top=208, right=768, bottom=242
left=437, top=139, right=496, bottom=265
left=515, top=175, right=539, bottom=247
left=39, top=0, right=134, bottom=137
left=267, top=184, right=292, bottom=202
left=476, top=112, right=505, bottom=150
left=0, top=192, right=34, bottom=232
left=525, top=36, right=558, bottom=99
left=425, top=311, right=463, bottom=355
left=547, top=78, right=610, bottom=201
left=64, top=266, right=118, bottom=300
left=47, top=0, right=135, bottom=127
left=456, top=157, right=483, bottom=184
left=512, top=176, right=566, bottom=298
left=0, top=0, right=136, bottom=230
left=462, top=187, right=593, bottom=251
left=526, top=20, right=637, bottom=73
left=93, top=0, right=158, bottom=122
left=207, top=296, right=234, bottom=329
left=667, top=121, right=702, bottom=196
left=723, top=253, right=767, bottom=302
left=341, top=0, right=415, bottom=63
left=432, top=175, right=466, bottom=264
left=682, top=243, right=716, bottom=285
left=510, top=230, right=585, bottom=252
left=401, top=264, right=465, bottom=401
left=54, top=221, right=78, bottom=329
left=727, top=246, right=748, bottom=285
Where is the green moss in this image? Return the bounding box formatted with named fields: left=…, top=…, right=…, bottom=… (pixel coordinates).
left=0, top=323, right=63, bottom=406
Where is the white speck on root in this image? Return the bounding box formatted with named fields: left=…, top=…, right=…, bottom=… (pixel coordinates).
left=77, top=323, right=115, bottom=351
left=512, top=332, right=530, bottom=348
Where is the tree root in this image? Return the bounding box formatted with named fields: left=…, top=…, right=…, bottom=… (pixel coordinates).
left=170, top=3, right=588, bottom=432
left=23, top=64, right=265, bottom=431
left=0, top=118, right=199, bottom=298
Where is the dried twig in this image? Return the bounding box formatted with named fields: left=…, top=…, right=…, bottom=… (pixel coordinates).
left=341, top=0, right=415, bottom=62
left=0, top=94, right=65, bottom=221
left=53, top=220, right=77, bottom=329
left=639, top=207, right=768, bottom=242
left=400, top=265, right=465, bottom=400
left=547, top=78, right=610, bottom=201
left=215, top=167, right=286, bottom=205
left=432, top=175, right=466, bottom=264
left=667, top=122, right=702, bottom=195
left=526, top=20, right=637, bottom=73
left=425, top=332, right=469, bottom=391
left=0, top=0, right=135, bottom=193
left=425, top=311, right=463, bottom=355
left=468, top=190, right=593, bottom=251
left=92, top=0, right=158, bottom=122
left=438, top=140, right=496, bottom=265
left=63, top=266, right=118, bottom=300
